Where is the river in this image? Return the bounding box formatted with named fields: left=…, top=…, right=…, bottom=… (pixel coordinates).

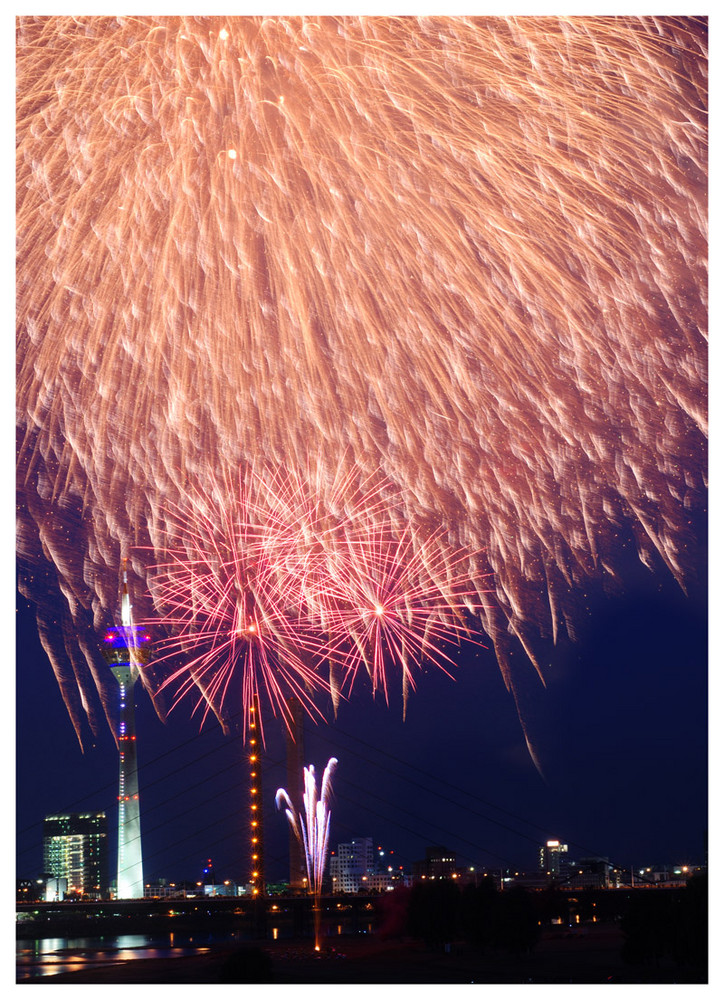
left=17, top=931, right=250, bottom=980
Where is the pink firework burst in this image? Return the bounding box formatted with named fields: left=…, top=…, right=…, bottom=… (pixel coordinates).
left=149, top=463, right=489, bottom=734
left=149, top=473, right=332, bottom=740
left=246, top=463, right=490, bottom=711
left=313, top=516, right=490, bottom=711
left=243, top=460, right=397, bottom=615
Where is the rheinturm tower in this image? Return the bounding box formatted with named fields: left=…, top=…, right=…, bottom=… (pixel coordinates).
left=101, top=569, right=151, bottom=898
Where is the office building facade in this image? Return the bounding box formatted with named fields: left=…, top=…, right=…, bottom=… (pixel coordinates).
left=540, top=839, right=569, bottom=878
left=330, top=837, right=374, bottom=893
left=412, top=845, right=458, bottom=881
left=42, top=812, right=109, bottom=898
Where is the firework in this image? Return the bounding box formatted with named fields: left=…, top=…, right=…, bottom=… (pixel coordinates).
left=147, top=470, right=333, bottom=740
left=276, top=757, right=338, bottom=948
left=316, top=517, right=487, bottom=710
left=241, top=459, right=398, bottom=618
left=16, top=16, right=707, bottom=741
left=149, top=465, right=485, bottom=733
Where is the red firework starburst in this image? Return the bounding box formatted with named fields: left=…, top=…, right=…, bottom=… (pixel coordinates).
left=149, top=472, right=332, bottom=740
left=243, top=461, right=397, bottom=610
left=314, top=517, right=488, bottom=709
left=149, top=464, right=489, bottom=735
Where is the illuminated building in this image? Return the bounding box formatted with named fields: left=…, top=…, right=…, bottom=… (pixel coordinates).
left=42, top=812, right=108, bottom=898
left=330, top=837, right=374, bottom=893
left=567, top=856, right=614, bottom=889
left=101, top=569, right=151, bottom=898
left=44, top=877, right=68, bottom=902
left=540, top=839, right=569, bottom=878
left=358, top=870, right=409, bottom=892
left=412, top=845, right=457, bottom=881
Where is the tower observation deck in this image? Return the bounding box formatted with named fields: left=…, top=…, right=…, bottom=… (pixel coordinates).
left=101, top=571, right=151, bottom=899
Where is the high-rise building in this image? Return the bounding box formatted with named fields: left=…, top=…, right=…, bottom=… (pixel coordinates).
left=101, top=569, right=151, bottom=898
left=330, top=837, right=374, bottom=893
left=540, top=839, right=569, bottom=878
left=42, top=812, right=109, bottom=898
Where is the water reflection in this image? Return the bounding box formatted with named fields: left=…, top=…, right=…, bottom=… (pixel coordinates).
left=16, top=932, right=234, bottom=981
left=116, top=935, right=150, bottom=948
left=17, top=907, right=377, bottom=979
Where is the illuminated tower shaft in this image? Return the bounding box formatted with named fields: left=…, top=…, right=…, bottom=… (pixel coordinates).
left=112, top=662, right=142, bottom=897
left=248, top=697, right=265, bottom=897
left=101, top=573, right=151, bottom=899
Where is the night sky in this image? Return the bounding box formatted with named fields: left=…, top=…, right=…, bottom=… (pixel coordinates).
left=16, top=516, right=707, bottom=886
left=14, top=12, right=709, bottom=896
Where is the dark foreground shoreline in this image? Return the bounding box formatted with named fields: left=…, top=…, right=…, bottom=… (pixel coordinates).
left=19, top=927, right=707, bottom=985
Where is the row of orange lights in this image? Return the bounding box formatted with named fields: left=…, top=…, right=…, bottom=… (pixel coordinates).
left=249, top=703, right=261, bottom=895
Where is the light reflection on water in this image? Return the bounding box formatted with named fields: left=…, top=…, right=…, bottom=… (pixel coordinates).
left=17, top=915, right=374, bottom=979
left=16, top=932, right=229, bottom=980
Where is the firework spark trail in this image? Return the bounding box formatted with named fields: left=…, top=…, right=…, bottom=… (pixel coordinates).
left=147, top=472, right=338, bottom=740
left=242, top=460, right=400, bottom=619
left=276, top=757, right=338, bottom=910
left=242, top=461, right=489, bottom=714
left=316, top=517, right=488, bottom=709
left=16, top=16, right=707, bottom=741
left=148, top=467, right=485, bottom=734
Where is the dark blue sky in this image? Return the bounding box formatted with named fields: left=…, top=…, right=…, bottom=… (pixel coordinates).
left=16, top=517, right=707, bottom=886
left=13, top=12, right=709, bottom=897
